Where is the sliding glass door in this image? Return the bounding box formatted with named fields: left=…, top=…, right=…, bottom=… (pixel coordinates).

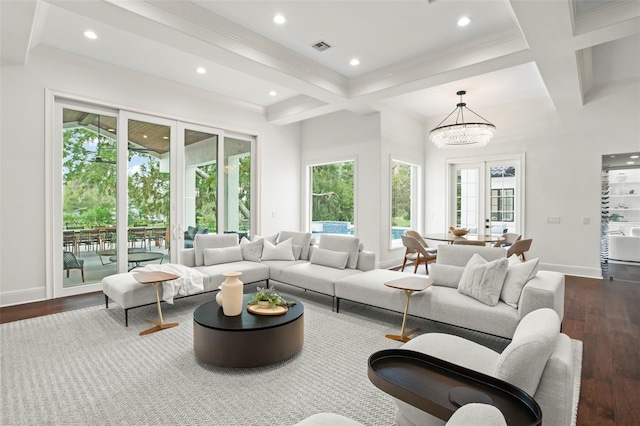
left=52, top=98, right=254, bottom=297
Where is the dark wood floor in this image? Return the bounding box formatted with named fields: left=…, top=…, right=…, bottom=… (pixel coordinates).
left=1, top=263, right=639, bottom=425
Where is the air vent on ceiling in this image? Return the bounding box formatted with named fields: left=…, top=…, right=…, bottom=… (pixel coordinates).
left=311, top=40, right=332, bottom=52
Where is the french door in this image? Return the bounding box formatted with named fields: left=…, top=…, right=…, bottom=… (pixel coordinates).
left=447, top=156, right=524, bottom=237
left=53, top=101, right=225, bottom=297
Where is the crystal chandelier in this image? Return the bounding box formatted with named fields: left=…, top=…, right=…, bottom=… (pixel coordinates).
left=429, top=90, right=496, bottom=149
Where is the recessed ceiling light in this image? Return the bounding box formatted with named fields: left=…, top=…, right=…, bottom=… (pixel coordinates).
left=350, top=58, right=360, bottom=66
left=143, top=135, right=147, bottom=139
left=627, top=161, right=635, bottom=165
left=457, top=17, right=471, bottom=27
left=196, top=67, right=206, bottom=74
left=163, top=136, right=169, bottom=140
left=273, top=14, right=286, bottom=24
left=107, top=128, right=115, bottom=132
left=631, top=155, right=639, bottom=159
left=269, top=90, right=277, bottom=96
left=84, top=30, right=97, bottom=39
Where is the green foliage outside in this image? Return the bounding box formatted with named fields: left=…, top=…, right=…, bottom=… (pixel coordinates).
left=391, top=161, right=412, bottom=227
left=63, top=128, right=250, bottom=232
left=311, top=162, right=354, bottom=222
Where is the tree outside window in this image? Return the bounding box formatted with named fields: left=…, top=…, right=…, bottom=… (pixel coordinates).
left=310, top=161, right=354, bottom=235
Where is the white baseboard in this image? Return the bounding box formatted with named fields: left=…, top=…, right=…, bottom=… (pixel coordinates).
left=0, top=287, right=48, bottom=307
left=539, top=262, right=602, bottom=279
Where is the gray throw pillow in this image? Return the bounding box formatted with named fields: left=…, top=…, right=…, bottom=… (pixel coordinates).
left=203, top=246, right=243, bottom=266
left=278, top=231, right=312, bottom=260
left=310, top=247, right=350, bottom=269
left=458, top=254, right=509, bottom=306
left=500, top=256, right=540, bottom=308
left=428, top=264, right=465, bottom=288
left=318, top=235, right=360, bottom=269
left=240, top=237, right=263, bottom=263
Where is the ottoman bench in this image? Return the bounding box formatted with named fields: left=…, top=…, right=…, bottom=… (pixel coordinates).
left=102, top=272, right=207, bottom=326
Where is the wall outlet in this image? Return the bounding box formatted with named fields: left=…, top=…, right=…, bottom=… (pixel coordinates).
left=582, top=217, right=590, bottom=225
left=545, top=216, right=561, bottom=224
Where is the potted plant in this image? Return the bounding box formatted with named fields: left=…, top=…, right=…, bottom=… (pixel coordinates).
left=248, top=286, right=296, bottom=309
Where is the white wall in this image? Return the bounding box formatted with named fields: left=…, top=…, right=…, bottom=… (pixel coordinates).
left=300, top=110, right=382, bottom=264
left=0, top=46, right=300, bottom=305
left=379, top=106, right=425, bottom=268
left=424, top=78, right=640, bottom=278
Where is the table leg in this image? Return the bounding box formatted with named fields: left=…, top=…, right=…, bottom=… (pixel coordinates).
left=139, top=282, right=179, bottom=336
left=386, top=289, right=420, bottom=343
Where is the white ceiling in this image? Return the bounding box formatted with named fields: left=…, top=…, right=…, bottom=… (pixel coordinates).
left=1, top=0, right=639, bottom=125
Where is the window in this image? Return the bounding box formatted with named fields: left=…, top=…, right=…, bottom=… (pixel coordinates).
left=491, top=189, right=514, bottom=222
left=391, top=160, right=420, bottom=245
left=309, top=160, right=355, bottom=236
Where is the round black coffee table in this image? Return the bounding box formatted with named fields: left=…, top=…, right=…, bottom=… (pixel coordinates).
left=193, top=293, right=304, bottom=367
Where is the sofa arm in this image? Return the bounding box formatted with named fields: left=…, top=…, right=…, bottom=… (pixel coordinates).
left=180, top=248, right=196, bottom=267
left=518, top=271, right=565, bottom=322
left=356, top=250, right=376, bottom=271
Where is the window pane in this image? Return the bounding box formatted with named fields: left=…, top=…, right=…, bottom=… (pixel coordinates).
left=490, top=166, right=516, bottom=233
left=311, top=161, right=354, bottom=236
left=224, top=137, right=251, bottom=239
left=62, top=109, right=118, bottom=287
left=391, top=160, right=419, bottom=242
left=185, top=129, right=218, bottom=245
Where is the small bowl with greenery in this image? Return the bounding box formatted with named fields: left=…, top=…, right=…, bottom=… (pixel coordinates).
left=248, top=286, right=296, bottom=309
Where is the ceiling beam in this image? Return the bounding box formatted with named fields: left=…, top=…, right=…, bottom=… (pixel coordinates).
left=0, top=0, right=41, bottom=65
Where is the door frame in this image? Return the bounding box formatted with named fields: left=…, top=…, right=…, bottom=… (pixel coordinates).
left=445, top=154, right=525, bottom=237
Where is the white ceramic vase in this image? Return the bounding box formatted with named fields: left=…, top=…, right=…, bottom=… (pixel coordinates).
left=219, top=272, right=243, bottom=316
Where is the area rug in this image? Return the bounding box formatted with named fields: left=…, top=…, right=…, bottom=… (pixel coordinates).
left=0, top=287, right=582, bottom=426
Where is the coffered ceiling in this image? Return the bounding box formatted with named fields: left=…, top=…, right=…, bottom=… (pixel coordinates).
left=2, top=0, right=639, bottom=125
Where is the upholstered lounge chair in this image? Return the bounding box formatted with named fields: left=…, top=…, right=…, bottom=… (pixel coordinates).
left=394, top=308, right=574, bottom=426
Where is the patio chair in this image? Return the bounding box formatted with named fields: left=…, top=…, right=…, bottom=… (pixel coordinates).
left=63, top=251, right=85, bottom=282
left=401, top=234, right=437, bottom=274
left=493, top=232, right=522, bottom=248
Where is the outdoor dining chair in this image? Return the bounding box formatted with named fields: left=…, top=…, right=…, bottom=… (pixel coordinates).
left=63, top=251, right=85, bottom=282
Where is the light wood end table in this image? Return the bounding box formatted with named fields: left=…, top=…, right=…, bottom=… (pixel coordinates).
left=134, top=271, right=180, bottom=336
left=385, top=276, right=433, bottom=342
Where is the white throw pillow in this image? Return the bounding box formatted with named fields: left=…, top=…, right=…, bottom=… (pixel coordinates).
left=500, top=256, right=540, bottom=308
left=458, top=254, right=509, bottom=306
left=240, top=237, right=263, bottom=263
left=203, top=246, right=243, bottom=266
left=261, top=238, right=295, bottom=261
left=310, top=247, right=350, bottom=269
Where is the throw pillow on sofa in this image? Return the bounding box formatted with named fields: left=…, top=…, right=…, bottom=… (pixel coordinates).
left=204, top=246, right=243, bottom=266
left=500, top=256, right=540, bottom=308
left=278, top=231, right=312, bottom=260
left=310, top=247, right=350, bottom=269
left=240, top=237, right=263, bottom=263
left=458, top=254, right=509, bottom=306
left=318, top=234, right=360, bottom=269
left=261, top=238, right=295, bottom=261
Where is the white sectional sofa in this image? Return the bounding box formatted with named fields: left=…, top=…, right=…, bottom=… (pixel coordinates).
left=103, top=233, right=564, bottom=340
left=335, top=244, right=564, bottom=339
left=102, top=231, right=375, bottom=325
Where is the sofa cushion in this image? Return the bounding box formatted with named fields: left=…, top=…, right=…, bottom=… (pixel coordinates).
left=278, top=231, right=312, bottom=260
left=193, top=261, right=270, bottom=292
left=458, top=254, right=508, bottom=306
left=253, top=233, right=278, bottom=245
left=428, top=264, right=464, bottom=289
left=280, top=263, right=362, bottom=296
left=335, top=269, right=414, bottom=311
left=319, top=234, right=360, bottom=269
left=204, top=246, right=243, bottom=266
left=194, top=233, right=239, bottom=266
left=240, top=237, right=263, bottom=262
left=262, top=239, right=295, bottom=261
left=310, top=247, right=349, bottom=269
left=436, top=244, right=506, bottom=267
left=500, top=256, right=539, bottom=308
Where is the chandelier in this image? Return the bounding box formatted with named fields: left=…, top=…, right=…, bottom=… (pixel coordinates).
left=429, top=90, right=496, bottom=149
